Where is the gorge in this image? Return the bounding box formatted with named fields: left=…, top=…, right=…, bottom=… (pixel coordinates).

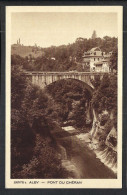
left=45, top=76, right=117, bottom=178
left=11, top=63, right=117, bottom=179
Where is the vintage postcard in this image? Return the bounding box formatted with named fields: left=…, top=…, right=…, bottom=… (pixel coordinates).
left=6, top=6, right=122, bottom=188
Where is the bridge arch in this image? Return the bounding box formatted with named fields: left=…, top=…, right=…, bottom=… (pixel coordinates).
left=44, top=78, right=94, bottom=126
left=45, top=78, right=94, bottom=94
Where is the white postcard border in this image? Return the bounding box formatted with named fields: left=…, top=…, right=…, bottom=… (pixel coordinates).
left=6, top=6, right=123, bottom=189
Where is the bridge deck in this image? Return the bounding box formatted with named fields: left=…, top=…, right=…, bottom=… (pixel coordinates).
left=24, top=71, right=106, bottom=75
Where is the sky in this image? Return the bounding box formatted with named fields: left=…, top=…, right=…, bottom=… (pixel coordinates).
left=11, top=12, right=118, bottom=48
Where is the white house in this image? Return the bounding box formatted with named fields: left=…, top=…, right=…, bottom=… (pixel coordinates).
left=82, top=47, right=110, bottom=72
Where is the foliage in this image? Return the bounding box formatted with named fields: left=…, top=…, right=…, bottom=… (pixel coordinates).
left=46, top=79, right=92, bottom=128
left=11, top=65, right=27, bottom=109
left=11, top=36, right=117, bottom=72
left=14, top=134, right=67, bottom=179
left=11, top=64, right=64, bottom=178
left=110, top=48, right=118, bottom=71
left=72, top=100, right=86, bottom=128
left=91, top=74, right=117, bottom=114
left=90, top=75, right=101, bottom=89
left=91, top=74, right=117, bottom=141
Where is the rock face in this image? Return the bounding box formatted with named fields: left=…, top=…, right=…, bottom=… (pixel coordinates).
left=89, top=109, right=117, bottom=174
left=105, top=126, right=117, bottom=152
left=90, top=109, right=117, bottom=150
left=90, top=109, right=97, bottom=136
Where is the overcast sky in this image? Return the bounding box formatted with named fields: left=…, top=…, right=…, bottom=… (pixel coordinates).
left=11, top=12, right=117, bottom=47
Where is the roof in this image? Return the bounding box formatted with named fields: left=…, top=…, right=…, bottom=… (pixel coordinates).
left=83, top=47, right=102, bottom=58
left=89, top=47, right=101, bottom=52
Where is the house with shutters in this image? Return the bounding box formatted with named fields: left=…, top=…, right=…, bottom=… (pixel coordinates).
left=82, top=47, right=111, bottom=72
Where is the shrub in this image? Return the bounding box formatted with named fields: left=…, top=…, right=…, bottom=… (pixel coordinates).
left=17, top=134, right=67, bottom=179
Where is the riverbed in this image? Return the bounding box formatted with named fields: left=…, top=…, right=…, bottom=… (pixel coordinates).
left=56, top=126, right=116, bottom=179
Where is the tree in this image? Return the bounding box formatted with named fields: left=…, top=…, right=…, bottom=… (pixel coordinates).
left=91, top=74, right=117, bottom=114
left=90, top=75, right=101, bottom=89
left=11, top=64, right=27, bottom=109
left=110, top=48, right=118, bottom=72
left=46, top=79, right=92, bottom=127
left=11, top=36, right=118, bottom=72
left=11, top=64, right=64, bottom=178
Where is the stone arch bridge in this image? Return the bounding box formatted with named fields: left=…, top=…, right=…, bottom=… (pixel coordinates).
left=25, top=71, right=105, bottom=91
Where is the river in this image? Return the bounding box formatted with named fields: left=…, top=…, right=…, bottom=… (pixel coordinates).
left=56, top=126, right=116, bottom=179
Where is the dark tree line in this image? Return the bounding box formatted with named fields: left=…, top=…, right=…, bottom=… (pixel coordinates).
left=11, top=64, right=66, bottom=178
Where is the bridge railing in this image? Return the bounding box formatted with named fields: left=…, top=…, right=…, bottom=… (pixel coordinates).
left=24, top=71, right=107, bottom=76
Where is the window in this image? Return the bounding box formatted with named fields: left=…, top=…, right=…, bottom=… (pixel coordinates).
left=94, top=58, right=95, bottom=61
left=98, top=58, right=99, bottom=61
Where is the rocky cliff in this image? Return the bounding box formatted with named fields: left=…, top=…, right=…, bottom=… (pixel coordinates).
left=89, top=109, right=117, bottom=174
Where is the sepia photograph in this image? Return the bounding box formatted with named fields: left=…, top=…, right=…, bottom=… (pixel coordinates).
left=6, top=6, right=122, bottom=188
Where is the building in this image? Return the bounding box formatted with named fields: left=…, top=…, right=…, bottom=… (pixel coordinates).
left=82, top=47, right=111, bottom=72
left=51, top=57, right=56, bottom=60
left=12, top=38, right=21, bottom=49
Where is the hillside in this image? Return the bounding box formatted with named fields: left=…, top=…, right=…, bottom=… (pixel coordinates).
left=11, top=44, right=44, bottom=58
left=11, top=36, right=117, bottom=72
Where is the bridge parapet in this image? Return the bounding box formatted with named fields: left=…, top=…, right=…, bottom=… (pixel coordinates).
left=24, top=71, right=105, bottom=89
